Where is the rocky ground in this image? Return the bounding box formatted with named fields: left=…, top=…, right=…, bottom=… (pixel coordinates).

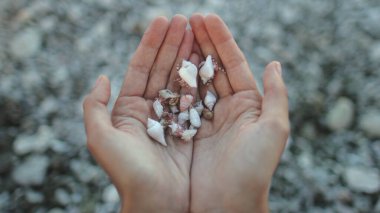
left=1, top=0, right=380, bottom=212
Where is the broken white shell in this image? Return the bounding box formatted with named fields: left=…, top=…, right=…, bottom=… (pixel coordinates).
left=204, top=91, right=217, bottom=111
left=194, top=101, right=204, bottom=116
left=181, top=129, right=197, bottom=141
left=168, top=122, right=183, bottom=137
left=180, top=94, right=194, bottom=112
left=189, top=108, right=201, bottom=128
left=147, top=118, right=167, bottom=146
left=153, top=99, right=163, bottom=118
left=178, top=110, right=190, bottom=125
left=178, top=60, right=198, bottom=88
left=159, top=89, right=180, bottom=100
left=170, top=105, right=179, bottom=114
left=199, top=55, right=215, bottom=84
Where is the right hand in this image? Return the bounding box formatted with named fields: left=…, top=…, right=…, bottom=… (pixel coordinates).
left=190, top=14, right=290, bottom=212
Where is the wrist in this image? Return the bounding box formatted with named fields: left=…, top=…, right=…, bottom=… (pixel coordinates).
left=191, top=189, right=269, bottom=213
left=120, top=192, right=189, bottom=213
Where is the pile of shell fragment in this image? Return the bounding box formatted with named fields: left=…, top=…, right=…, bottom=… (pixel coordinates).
left=147, top=55, right=220, bottom=146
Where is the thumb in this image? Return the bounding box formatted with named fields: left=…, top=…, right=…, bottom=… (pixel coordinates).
left=260, top=61, right=289, bottom=127
left=83, top=75, right=112, bottom=138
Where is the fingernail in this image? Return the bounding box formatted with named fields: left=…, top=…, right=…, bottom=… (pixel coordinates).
left=274, top=62, right=282, bottom=76
left=93, top=75, right=103, bottom=90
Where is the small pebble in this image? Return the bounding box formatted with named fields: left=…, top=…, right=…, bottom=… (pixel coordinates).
left=12, top=155, right=49, bottom=185
left=55, top=188, right=71, bottom=205
left=102, top=184, right=119, bottom=203
left=25, top=190, right=44, bottom=204
left=13, top=125, right=55, bottom=155
left=344, top=167, right=380, bottom=193
left=70, top=160, right=101, bottom=183
left=10, top=28, right=42, bottom=58
left=326, top=97, right=354, bottom=131
left=359, top=110, right=380, bottom=138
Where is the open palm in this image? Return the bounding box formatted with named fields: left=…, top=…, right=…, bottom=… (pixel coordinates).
left=83, top=14, right=289, bottom=213
left=83, top=15, right=198, bottom=212
left=189, top=14, right=289, bottom=212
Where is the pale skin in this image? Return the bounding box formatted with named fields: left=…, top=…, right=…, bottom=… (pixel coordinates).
left=83, top=13, right=289, bottom=213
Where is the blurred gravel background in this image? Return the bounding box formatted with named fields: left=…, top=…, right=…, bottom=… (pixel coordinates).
left=1, top=0, right=380, bottom=212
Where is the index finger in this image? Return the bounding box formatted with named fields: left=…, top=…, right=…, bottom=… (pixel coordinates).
left=204, top=14, right=258, bottom=93
left=119, top=16, right=170, bottom=97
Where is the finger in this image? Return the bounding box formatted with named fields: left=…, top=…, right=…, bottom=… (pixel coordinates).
left=166, top=29, right=194, bottom=94
left=144, top=15, right=188, bottom=99
left=119, top=16, right=170, bottom=97
left=192, top=41, right=203, bottom=58
left=181, top=53, right=200, bottom=100
left=83, top=75, right=112, bottom=140
left=260, top=61, right=289, bottom=125
left=190, top=13, right=233, bottom=98
left=204, top=14, right=258, bottom=93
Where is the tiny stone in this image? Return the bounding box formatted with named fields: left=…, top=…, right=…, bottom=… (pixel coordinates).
left=375, top=199, right=380, bottom=212
left=359, top=110, right=380, bottom=138
left=326, top=97, right=354, bottom=131
left=344, top=167, right=380, bottom=193
left=202, top=108, right=213, bottom=120
left=370, top=42, right=380, bottom=62
left=337, top=189, right=352, bottom=204
left=10, top=28, right=42, bottom=58
left=13, top=125, right=55, bottom=155
left=50, top=140, right=70, bottom=153
left=47, top=208, right=66, bottom=213
left=12, top=155, right=49, bottom=185
left=0, top=192, right=10, bottom=209
left=300, top=122, right=317, bottom=140
left=25, top=190, right=44, bottom=204
left=102, top=184, right=119, bottom=203
left=55, top=188, right=71, bottom=205
left=70, top=160, right=101, bottom=183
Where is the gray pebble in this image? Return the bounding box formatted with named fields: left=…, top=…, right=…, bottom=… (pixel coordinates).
left=70, top=160, right=101, bottom=183
left=326, top=97, right=354, bottom=131
left=25, top=190, right=44, bottom=204
left=10, top=28, right=42, bottom=58
left=359, top=110, right=380, bottom=138
left=375, top=199, right=380, bottom=212
left=102, top=184, right=119, bottom=203
left=47, top=208, right=66, bottom=213
left=13, top=126, right=54, bottom=155
left=12, top=155, right=49, bottom=185
left=54, top=188, right=71, bottom=205
left=344, top=167, right=380, bottom=193
left=0, top=192, right=10, bottom=209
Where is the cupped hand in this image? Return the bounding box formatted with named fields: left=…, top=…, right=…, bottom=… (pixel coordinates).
left=83, top=15, right=197, bottom=212
left=189, top=14, right=290, bottom=212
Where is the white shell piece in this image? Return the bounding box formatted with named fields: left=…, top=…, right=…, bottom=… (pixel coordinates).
left=168, top=122, right=180, bottom=135
left=178, top=110, right=189, bottom=125
left=179, top=60, right=198, bottom=88
left=199, top=55, right=214, bottom=84
left=153, top=99, right=163, bottom=118
left=170, top=105, right=179, bottom=114
left=204, top=91, right=217, bottom=111
left=189, top=108, right=201, bottom=128
left=180, top=94, right=194, bottom=112
left=147, top=118, right=167, bottom=146
left=181, top=129, right=197, bottom=141
left=194, top=101, right=204, bottom=116
left=159, top=89, right=179, bottom=100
